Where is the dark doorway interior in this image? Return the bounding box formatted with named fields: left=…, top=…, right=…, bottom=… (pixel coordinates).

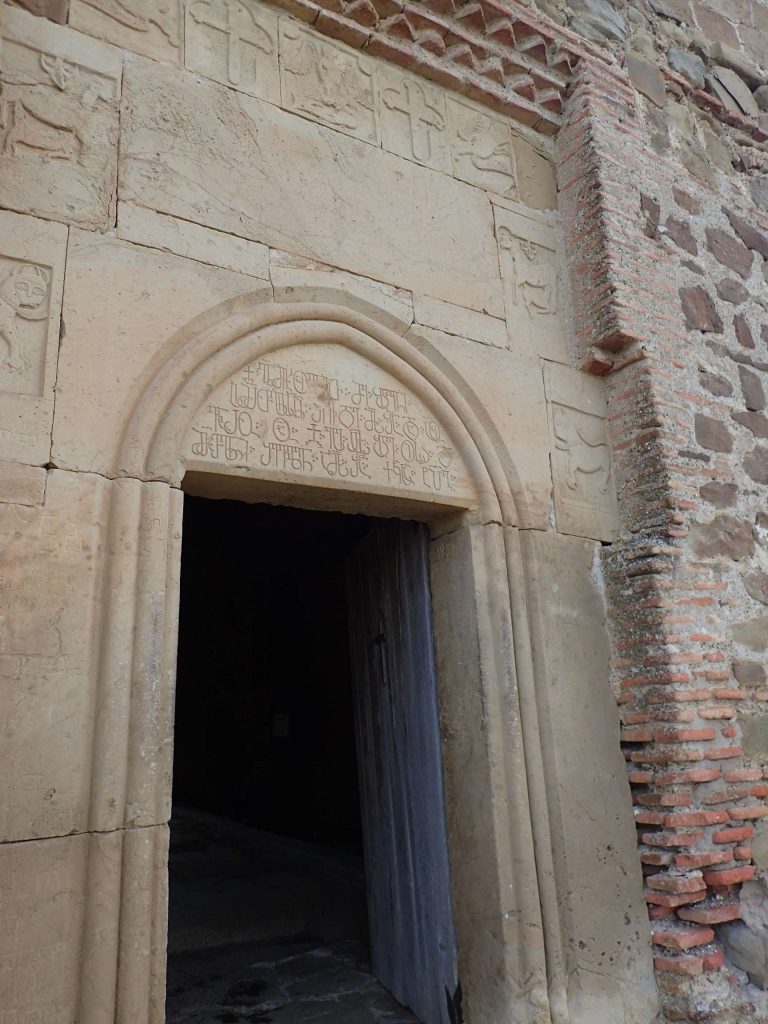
left=167, top=496, right=421, bottom=1023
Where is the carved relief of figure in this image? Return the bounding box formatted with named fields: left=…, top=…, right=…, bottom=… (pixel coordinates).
left=0, top=263, right=51, bottom=375
left=284, top=31, right=374, bottom=131
left=455, top=112, right=516, bottom=189
left=553, top=406, right=611, bottom=494
left=1, top=97, right=83, bottom=163
left=499, top=230, right=558, bottom=319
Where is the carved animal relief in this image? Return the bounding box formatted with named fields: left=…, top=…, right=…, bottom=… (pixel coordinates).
left=553, top=405, right=611, bottom=496
left=448, top=98, right=517, bottom=197
left=280, top=22, right=378, bottom=144
left=184, top=345, right=474, bottom=504
left=498, top=230, right=558, bottom=320
left=185, top=0, right=278, bottom=101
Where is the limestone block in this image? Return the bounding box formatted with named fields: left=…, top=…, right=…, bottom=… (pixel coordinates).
left=119, top=56, right=504, bottom=316
left=378, top=63, right=451, bottom=174
left=544, top=362, right=620, bottom=542
left=0, top=470, right=111, bottom=842
left=514, top=135, right=558, bottom=212
left=269, top=251, right=414, bottom=336
left=117, top=202, right=270, bottom=279
left=0, top=209, right=67, bottom=466
left=0, top=7, right=122, bottom=230
left=408, top=325, right=552, bottom=529
left=182, top=341, right=477, bottom=511
left=494, top=203, right=572, bottom=364
left=184, top=0, right=280, bottom=104
left=69, top=0, right=181, bottom=63
left=412, top=294, right=507, bottom=350
left=446, top=95, right=519, bottom=199
left=520, top=530, right=658, bottom=1024
left=52, top=230, right=271, bottom=476
left=0, top=461, right=46, bottom=506
left=279, top=19, right=379, bottom=145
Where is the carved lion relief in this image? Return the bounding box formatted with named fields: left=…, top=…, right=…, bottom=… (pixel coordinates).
left=0, top=261, right=52, bottom=387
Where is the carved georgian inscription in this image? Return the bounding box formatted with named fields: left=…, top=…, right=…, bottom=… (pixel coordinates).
left=279, top=22, right=379, bottom=144
left=185, top=0, right=279, bottom=102
left=447, top=97, right=517, bottom=197
left=183, top=344, right=474, bottom=503
left=494, top=204, right=570, bottom=364
left=379, top=66, right=450, bottom=172
left=0, top=8, right=121, bottom=229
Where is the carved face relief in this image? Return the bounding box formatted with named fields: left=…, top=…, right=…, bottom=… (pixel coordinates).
left=185, top=0, right=279, bottom=101
left=183, top=344, right=475, bottom=505
left=447, top=97, right=517, bottom=197
left=280, top=22, right=378, bottom=144
left=0, top=260, right=52, bottom=389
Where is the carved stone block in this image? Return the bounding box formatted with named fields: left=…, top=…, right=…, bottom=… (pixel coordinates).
left=182, top=342, right=476, bottom=508
left=545, top=362, right=620, bottom=542
left=184, top=0, right=279, bottom=104
left=279, top=20, right=379, bottom=144
left=0, top=7, right=122, bottom=230
left=0, top=209, right=66, bottom=466
left=9, top=0, right=69, bottom=24
left=494, top=204, right=571, bottom=365
left=379, top=64, right=451, bottom=174
left=69, top=0, right=181, bottom=63
left=447, top=95, right=518, bottom=198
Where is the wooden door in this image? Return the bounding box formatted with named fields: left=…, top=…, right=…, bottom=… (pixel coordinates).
left=346, top=519, right=460, bottom=1024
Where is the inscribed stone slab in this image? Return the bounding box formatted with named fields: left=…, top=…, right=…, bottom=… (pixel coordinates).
left=0, top=209, right=67, bottom=466
left=182, top=342, right=477, bottom=509
left=0, top=7, right=122, bottom=230
left=544, top=362, right=620, bottom=542
left=0, top=470, right=110, bottom=843
left=118, top=202, right=271, bottom=279
left=494, top=203, right=572, bottom=364
left=407, top=325, right=552, bottom=529
left=184, top=0, right=280, bottom=104
left=52, top=230, right=271, bottom=476
left=69, top=0, right=181, bottom=63
left=119, top=56, right=504, bottom=316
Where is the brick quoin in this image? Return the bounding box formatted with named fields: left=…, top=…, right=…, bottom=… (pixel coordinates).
left=557, top=61, right=768, bottom=1021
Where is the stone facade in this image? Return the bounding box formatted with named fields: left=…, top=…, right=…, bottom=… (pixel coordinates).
left=0, top=0, right=766, bottom=1022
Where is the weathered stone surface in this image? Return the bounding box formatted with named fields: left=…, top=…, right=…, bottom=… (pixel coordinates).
left=413, top=294, right=507, bottom=349
left=667, top=48, right=705, bottom=89
left=700, top=481, right=737, bottom=507
left=690, top=514, right=754, bottom=559
left=708, top=41, right=765, bottom=90
left=733, top=616, right=768, bottom=651
left=673, top=187, right=701, bottom=215
left=10, top=0, right=69, bottom=22
left=627, top=50, right=667, bottom=107
left=665, top=216, right=698, bottom=255
left=0, top=461, right=46, bottom=507
left=680, top=287, right=723, bottom=333
left=120, top=57, right=504, bottom=317
left=751, top=176, right=768, bottom=212
left=735, top=314, right=756, bottom=350
left=568, top=0, right=627, bottom=43
left=52, top=231, right=270, bottom=476
left=745, top=446, right=768, bottom=484
left=545, top=362, right=619, bottom=542
left=723, top=208, right=768, bottom=260
left=733, top=660, right=767, bottom=686
left=0, top=7, right=122, bottom=230
left=650, top=0, right=692, bottom=23
left=756, top=85, right=768, bottom=112
left=641, top=193, right=661, bottom=225
left=722, top=922, right=768, bottom=989
left=513, top=137, right=558, bottom=212
left=745, top=571, right=768, bottom=605
left=699, top=369, right=733, bottom=397
left=0, top=209, right=67, bottom=467
left=716, top=278, right=750, bottom=305
left=694, top=413, right=733, bottom=453
left=117, top=202, right=271, bottom=280
left=733, top=411, right=768, bottom=438
left=706, top=228, right=754, bottom=279
left=708, top=67, right=760, bottom=117
left=739, top=366, right=766, bottom=411
left=69, top=0, right=181, bottom=63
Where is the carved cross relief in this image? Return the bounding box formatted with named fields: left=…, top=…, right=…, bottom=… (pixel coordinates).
left=185, top=0, right=279, bottom=100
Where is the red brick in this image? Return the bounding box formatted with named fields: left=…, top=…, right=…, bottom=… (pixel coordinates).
left=729, top=805, right=768, bottom=820
left=702, top=865, right=757, bottom=885
left=674, top=851, right=734, bottom=869
left=664, top=810, right=730, bottom=827
left=654, top=954, right=704, bottom=976
left=645, top=888, right=707, bottom=908
left=678, top=903, right=741, bottom=925
left=647, top=873, right=705, bottom=894
left=703, top=945, right=726, bottom=971
left=654, top=727, right=716, bottom=743
left=653, top=924, right=715, bottom=951
left=713, top=825, right=754, bottom=844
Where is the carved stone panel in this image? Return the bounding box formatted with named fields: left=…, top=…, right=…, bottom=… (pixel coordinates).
left=184, top=0, right=279, bottom=103
left=378, top=65, right=450, bottom=174
left=545, top=362, right=619, bottom=542
left=447, top=96, right=518, bottom=198
left=182, top=343, right=476, bottom=508
left=69, top=0, right=181, bottom=63
left=279, top=20, right=379, bottom=144
left=494, top=204, right=571, bottom=365
left=0, top=7, right=122, bottom=230
left=0, top=209, right=67, bottom=466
